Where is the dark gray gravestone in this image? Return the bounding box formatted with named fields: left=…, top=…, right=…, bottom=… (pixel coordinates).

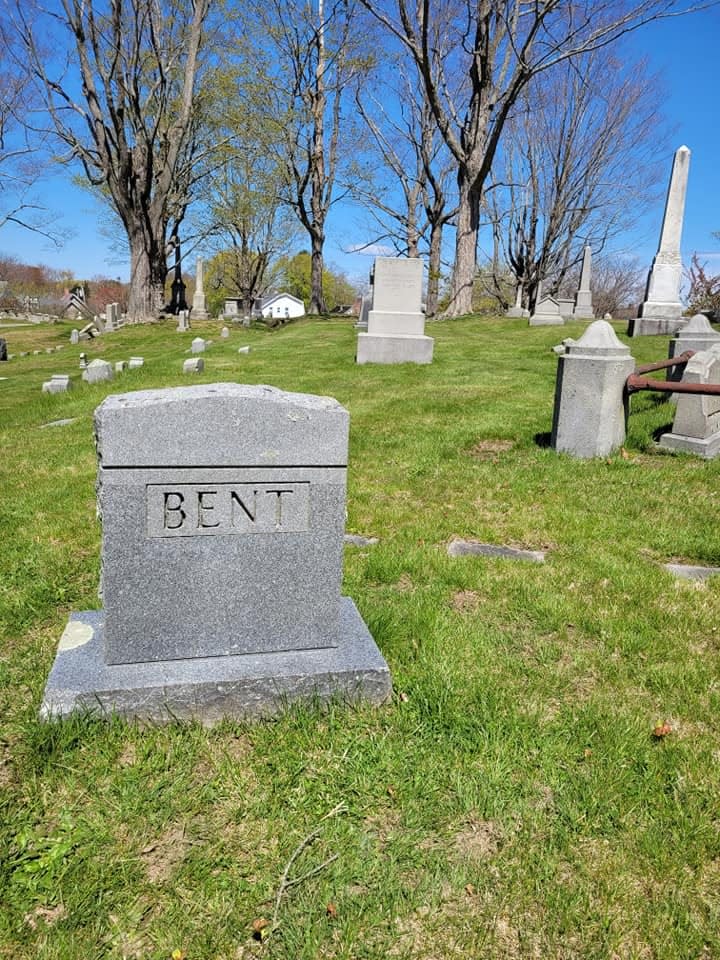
left=41, top=383, right=391, bottom=723
left=0, top=338, right=7, bottom=361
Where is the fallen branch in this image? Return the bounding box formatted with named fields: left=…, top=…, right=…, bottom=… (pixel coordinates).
left=270, top=801, right=345, bottom=934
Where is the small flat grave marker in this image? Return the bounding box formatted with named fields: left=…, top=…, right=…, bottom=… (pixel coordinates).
left=448, top=539, right=546, bottom=563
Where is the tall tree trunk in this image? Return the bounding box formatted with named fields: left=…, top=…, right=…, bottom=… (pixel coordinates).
left=128, top=233, right=166, bottom=322
left=309, top=229, right=325, bottom=314
left=444, top=171, right=480, bottom=317
left=426, top=220, right=443, bottom=318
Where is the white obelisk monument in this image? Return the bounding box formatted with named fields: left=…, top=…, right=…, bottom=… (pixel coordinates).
left=573, top=244, right=595, bottom=319
left=192, top=256, right=209, bottom=320
left=630, top=146, right=690, bottom=336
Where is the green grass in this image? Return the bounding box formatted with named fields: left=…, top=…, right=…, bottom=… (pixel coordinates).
left=1, top=315, right=719, bottom=959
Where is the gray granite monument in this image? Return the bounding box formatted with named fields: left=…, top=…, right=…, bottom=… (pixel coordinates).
left=551, top=320, right=635, bottom=458
left=356, top=257, right=433, bottom=364
left=183, top=357, right=204, bottom=374
left=41, top=383, right=391, bottom=722
left=630, top=146, right=691, bottom=337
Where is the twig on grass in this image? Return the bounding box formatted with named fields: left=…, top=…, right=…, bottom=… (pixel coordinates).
left=270, top=802, right=346, bottom=934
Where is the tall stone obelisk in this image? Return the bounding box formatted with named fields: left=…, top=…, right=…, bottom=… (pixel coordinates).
left=630, top=145, right=690, bottom=337
left=573, top=244, right=594, bottom=319
left=192, top=256, right=209, bottom=320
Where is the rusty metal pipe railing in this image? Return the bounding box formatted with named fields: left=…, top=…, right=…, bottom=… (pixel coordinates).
left=632, top=350, right=694, bottom=376
left=627, top=375, right=720, bottom=396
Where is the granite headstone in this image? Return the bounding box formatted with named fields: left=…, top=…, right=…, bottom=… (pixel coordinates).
left=41, top=383, right=391, bottom=722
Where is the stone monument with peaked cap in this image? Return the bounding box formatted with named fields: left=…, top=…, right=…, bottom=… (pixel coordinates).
left=192, top=256, right=209, bottom=320
left=630, top=146, right=691, bottom=337
left=551, top=319, right=635, bottom=458
left=40, top=383, right=391, bottom=723
left=529, top=282, right=564, bottom=326
left=573, top=245, right=595, bottom=319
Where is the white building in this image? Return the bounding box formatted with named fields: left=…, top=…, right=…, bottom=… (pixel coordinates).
left=254, top=292, right=306, bottom=321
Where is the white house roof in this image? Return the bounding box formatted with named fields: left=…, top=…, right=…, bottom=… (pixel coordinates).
left=260, top=292, right=304, bottom=308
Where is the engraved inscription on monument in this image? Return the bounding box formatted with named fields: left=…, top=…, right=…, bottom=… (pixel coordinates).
left=146, top=481, right=310, bottom=537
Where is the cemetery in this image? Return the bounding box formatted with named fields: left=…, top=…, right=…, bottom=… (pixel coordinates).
left=2, top=305, right=720, bottom=957
left=1, top=0, right=719, bottom=951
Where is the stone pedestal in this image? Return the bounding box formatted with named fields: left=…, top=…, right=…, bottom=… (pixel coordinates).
left=630, top=146, right=691, bottom=337
left=356, top=258, right=433, bottom=364
left=551, top=320, right=635, bottom=458
left=41, top=384, right=391, bottom=722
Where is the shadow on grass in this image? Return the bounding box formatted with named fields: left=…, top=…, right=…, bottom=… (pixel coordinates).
left=534, top=431, right=552, bottom=448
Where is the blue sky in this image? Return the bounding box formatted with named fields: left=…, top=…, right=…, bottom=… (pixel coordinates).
left=2, top=5, right=718, bottom=285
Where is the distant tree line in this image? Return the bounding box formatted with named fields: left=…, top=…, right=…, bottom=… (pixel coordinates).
left=1, top=0, right=715, bottom=322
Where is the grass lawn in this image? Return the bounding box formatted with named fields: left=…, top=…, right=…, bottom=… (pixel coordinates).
left=1, top=315, right=719, bottom=959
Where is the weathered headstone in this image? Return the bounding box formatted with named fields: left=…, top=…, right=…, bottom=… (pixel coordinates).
left=115, top=360, right=128, bottom=373
left=192, top=257, right=209, bottom=320
left=83, top=359, right=114, bottom=384
left=670, top=313, right=720, bottom=361
left=128, top=356, right=144, bottom=369
left=176, top=309, right=190, bottom=332
left=238, top=345, right=251, bottom=355
left=221, top=326, right=230, bottom=339
left=183, top=357, right=204, bottom=374
left=529, top=294, right=564, bottom=326
left=70, top=329, right=80, bottom=344
left=79, top=353, right=88, bottom=369
left=573, top=245, right=595, bottom=319
left=41, top=383, right=391, bottom=722
left=41, top=374, right=72, bottom=394
left=551, top=320, right=635, bottom=458
left=630, top=146, right=691, bottom=337
left=191, top=337, right=206, bottom=354
left=659, top=345, right=720, bottom=457
left=355, top=293, right=371, bottom=329
left=357, top=257, right=433, bottom=364
left=105, top=302, right=120, bottom=332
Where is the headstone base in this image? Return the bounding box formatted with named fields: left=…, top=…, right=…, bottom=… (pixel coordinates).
left=628, top=315, right=686, bottom=337
left=356, top=333, right=434, bottom=364
left=529, top=314, right=565, bottom=327
left=41, top=600, right=391, bottom=724
left=505, top=306, right=530, bottom=318
left=658, top=432, right=720, bottom=459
